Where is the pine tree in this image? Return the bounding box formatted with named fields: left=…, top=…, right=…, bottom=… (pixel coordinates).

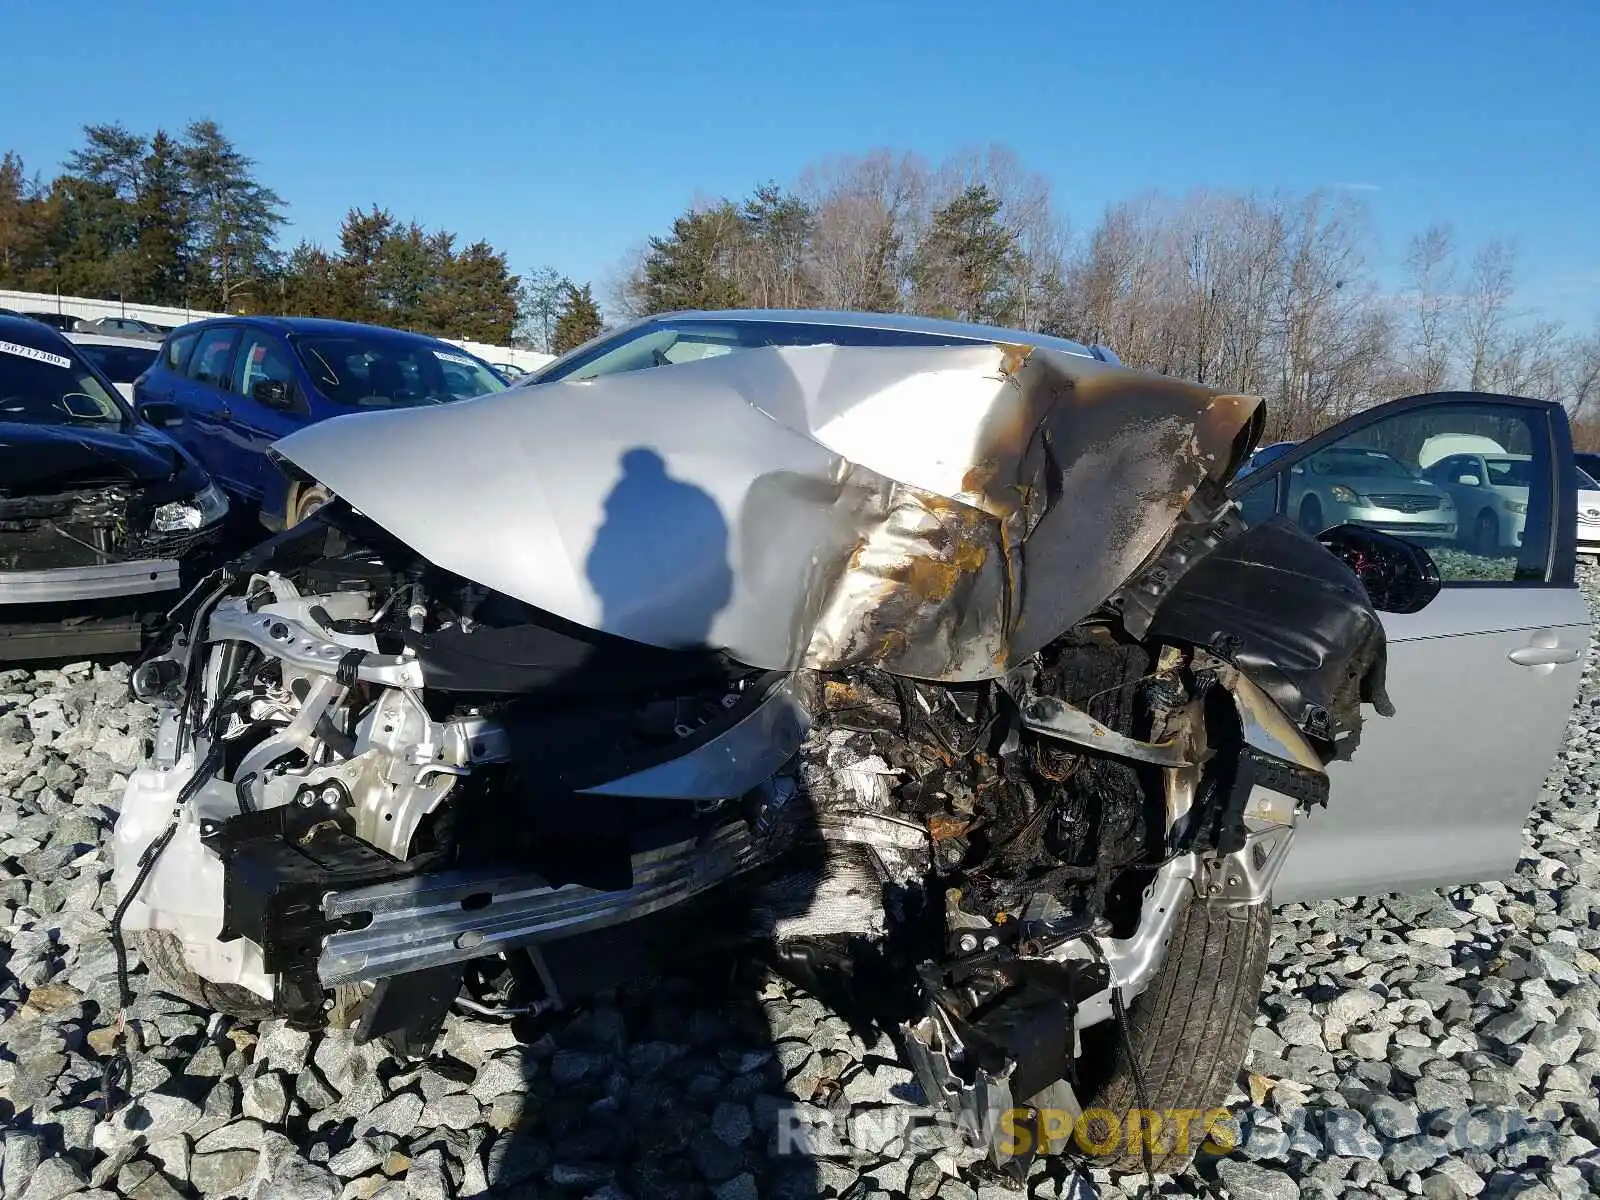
left=132, top=131, right=190, bottom=304
left=638, top=203, right=745, bottom=314
left=180, top=120, right=286, bottom=310
left=435, top=240, right=519, bottom=343
left=0, top=153, right=42, bottom=284
left=374, top=221, right=452, bottom=331
left=552, top=282, right=603, bottom=354
left=329, top=205, right=394, bottom=323
left=740, top=183, right=814, bottom=307
left=911, top=184, right=1019, bottom=325
left=53, top=123, right=145, bottom=299
left=65, top=124, right=147, bottom=201
left=279, top=241, right=340, bottom=316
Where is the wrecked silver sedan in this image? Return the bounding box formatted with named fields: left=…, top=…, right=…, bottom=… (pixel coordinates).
left=112, top=329, right=1532, bottom=1171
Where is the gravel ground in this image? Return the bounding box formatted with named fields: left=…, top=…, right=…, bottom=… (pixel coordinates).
left=2, top=572, right=1599, bottom=1200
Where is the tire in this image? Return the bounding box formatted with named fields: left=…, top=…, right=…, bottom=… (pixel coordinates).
left=1475, top=510, right=1499, bottom=555
left=287, top=483, right=332, bottom=528
left=133, top=929, right=367, bottom=1027
left=1080, top=897, right=1272, bottom=1174
left=1298, top=497, right=1323, bottom=535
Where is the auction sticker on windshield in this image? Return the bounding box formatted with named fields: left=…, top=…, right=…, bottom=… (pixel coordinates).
left=432, top=349, right=478, bottom=367
left=0, top=340, right=72, bottom=370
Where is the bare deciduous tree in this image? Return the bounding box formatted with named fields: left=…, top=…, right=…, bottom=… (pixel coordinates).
left=1460, top=239, right=1519, bottom=391
left=585, top=144, right=1591, bottom=445
left=1398, top=224, right=1458, bottom=393
left=799, top=150, right=927, bottom=312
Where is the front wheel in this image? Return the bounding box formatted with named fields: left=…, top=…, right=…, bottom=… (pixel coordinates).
left=287, top=483, right=332, bottom=528
left=1298, top=497, right=1324, bottom=535
left=1080, top=898, right=1271, bottom=1174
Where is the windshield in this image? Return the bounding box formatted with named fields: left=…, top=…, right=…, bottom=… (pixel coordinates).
left=533, top=318, right=987, bottom=384
left=76, top=342, right=158, bottom=384
left=293, top=335, right=505, bottom=408
left=0, top=338, right=126, bottom=427
left=1483, top=456, right=1535, bottom=487
left=1309, top=450, right=1418, bottom=479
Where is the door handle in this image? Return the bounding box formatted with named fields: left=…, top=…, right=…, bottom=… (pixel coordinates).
left=1508, top=630, right=1581, bottom=668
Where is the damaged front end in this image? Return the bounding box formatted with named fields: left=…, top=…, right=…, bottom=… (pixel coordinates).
left=111, top=341, right=1404, bottom=1165
left=0, top=434, right=229, bottom=660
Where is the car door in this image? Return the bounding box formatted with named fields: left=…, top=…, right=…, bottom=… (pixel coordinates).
left=133, top=330, right=198, bottom=432
left=1231, top=391, right=1588, bottom=902
left=177, top=325, right=244, bottom=490
left=225, top=330, right=309, bottom=502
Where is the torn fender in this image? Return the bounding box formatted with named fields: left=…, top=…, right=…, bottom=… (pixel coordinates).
left=272, top=342, right=1263, bottom=681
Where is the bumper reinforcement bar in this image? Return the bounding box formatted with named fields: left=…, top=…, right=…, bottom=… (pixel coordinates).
left=318, top=821, right=763, bottom=986
left=0, top=558, right=180, bottom=603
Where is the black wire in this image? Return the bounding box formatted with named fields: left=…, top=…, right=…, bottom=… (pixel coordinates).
left=1110, top=982, right=1159, bottom=1200
left=108, top=822, right=181, bottom=1012
left=101, top=738, right=224, bottom=1120
left=106, top=572, right=247, bottom=1119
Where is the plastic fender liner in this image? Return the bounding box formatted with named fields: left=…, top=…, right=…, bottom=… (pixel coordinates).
left=1145, top=515, right=1391, bottom=751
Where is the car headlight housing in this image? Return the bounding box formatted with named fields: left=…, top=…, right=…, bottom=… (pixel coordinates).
left=1504, top=500, right=1528, bottom=515
left=151, top=482, right=229, bottom=533
left=1330, top=485, right=1360, bottom=504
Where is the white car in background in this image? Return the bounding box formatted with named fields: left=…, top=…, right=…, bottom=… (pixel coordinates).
left=1419, top=440, right=1538, bottom=554
left=68, top=332, right=162, bottom=401
left=1578, top=466, right=1600, bottom=555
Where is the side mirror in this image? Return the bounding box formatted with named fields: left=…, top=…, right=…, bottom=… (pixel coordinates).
left=1458, top=473, right=1482, bottom=487
left=138, top=400, right=184, bottom=429
left=252, top=378, right=295, bottom=411
left=1317, top=523, right=1442, bottom=614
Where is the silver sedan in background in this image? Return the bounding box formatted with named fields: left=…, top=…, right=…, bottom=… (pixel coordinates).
left=1286, top=445, right=1459, bottom=541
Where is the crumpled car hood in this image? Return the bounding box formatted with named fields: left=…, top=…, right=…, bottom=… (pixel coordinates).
left=273, top=342, right=1262, bottom=681
left=0, top=422, right=186, bottom=496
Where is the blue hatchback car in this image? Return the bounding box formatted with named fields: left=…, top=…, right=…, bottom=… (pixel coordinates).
left=133, top=317, right=507, bottom=529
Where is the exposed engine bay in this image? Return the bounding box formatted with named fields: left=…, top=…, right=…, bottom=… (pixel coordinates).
left=110, top=342, right=1420, bottom=1164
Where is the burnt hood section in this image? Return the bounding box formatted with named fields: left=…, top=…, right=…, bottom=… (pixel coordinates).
left=272, top=342, right=1263, bottom=682
left=0, top=422, right=185, bottom=496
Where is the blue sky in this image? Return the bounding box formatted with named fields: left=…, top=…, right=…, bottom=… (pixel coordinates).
left=4, top=0, right=1597, bottom=326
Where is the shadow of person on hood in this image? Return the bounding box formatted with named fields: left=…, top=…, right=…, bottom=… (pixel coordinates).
left=584, top=447, right=734, bottom=647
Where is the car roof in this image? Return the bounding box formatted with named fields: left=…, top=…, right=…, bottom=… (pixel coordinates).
left=68, top=331, right=163, bottom=348
left=0, top=314, right=77, bottom=352
left=632, top=308, right=1118, bottom=362
left=165, top=314, right=463, bottom=342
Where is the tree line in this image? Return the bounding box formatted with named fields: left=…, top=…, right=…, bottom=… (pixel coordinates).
left=0, top=121, right=604, bottom=350
left=4, top=128, right=1595, bottom=434
left=610, top=146, right=1600, bottom=443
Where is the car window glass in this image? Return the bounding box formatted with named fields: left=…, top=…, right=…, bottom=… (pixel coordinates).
left=187, top=328, right=239, bottom=390
left=164, top=332, right=198, bottom=372
left=295, top=335, right=504, bottom=407
left=536, top=319, right=982, bottom=384
left=1232, top=403, right=1550, bottom=584
left=0, top=342, right=124, bottom=426
left=232, top=333, right=295, bottom=399
left=77, top=343, right=158, bottom=384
